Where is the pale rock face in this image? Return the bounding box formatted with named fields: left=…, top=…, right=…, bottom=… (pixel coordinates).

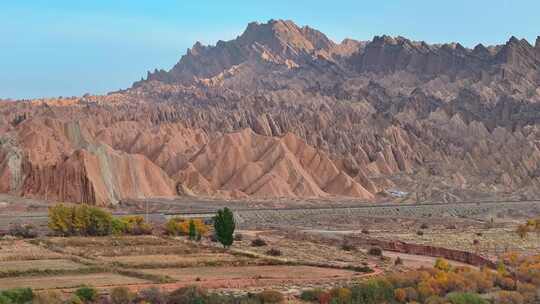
left=1, top=20, right=540, bottom=204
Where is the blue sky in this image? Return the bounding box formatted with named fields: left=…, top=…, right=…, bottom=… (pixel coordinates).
left=1, top=0, right=539, bottom=99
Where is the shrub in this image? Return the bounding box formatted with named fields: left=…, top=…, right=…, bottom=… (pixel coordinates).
left=8, top=223, right=38, bottom=239
left=265, top=248, right=282, bottom=256
left=256, top=290, right=284, bottom=303
left=234, top=233, right=243, bottom=241
left=394, top=288, right=407, bottom=303
left=351, top=279, right=394, bottom=304
left=495, top=275, right=516, bottom=290
left=516, top=224, right=529, bottom=239
left=167, top=286, right=207, bottom=304
left=330, top=287, right=352, bottom=304
left=368, top=246, right=383, bottom=256
left=417, top=230, right=424, bottom=236
left=111, top=217, right=129, bottom=235
left=425, top=295, right=448, bottom=304
left=251, top=238, right=267, bottom=247
left=0, top=288, right=33, bottom=304
left=120, top=216, right=153, bottom=235
left=434, top=258, right=451, bottom=272
left=65, top=295, right=83, bottom=304
left=445, top=292, right=487, bottom=304
left=109, top=287, right=134, bottom=304
left=341, top=242, right=355, bottom=251
left=299, top=289, right=324, bottom=302
left=205, top=293, right=237, bottom=304
left=395, top=257, right=404, bottom=265
left=420, top=223, right=429, bottom=229
left=361, top=228, right=370, bottom=234
left=165, top=218, right=208, bottom=237
left=74, top=286, right=98, bottom=302
left=0, top=295, right=11, bottom=304
left=493, top=291, right=524, bottom=304
left=32, top=290, right=63, bottom=304
left=516, top=282, right=536, bottom=303
left=137, top=287, right=166, bottom=304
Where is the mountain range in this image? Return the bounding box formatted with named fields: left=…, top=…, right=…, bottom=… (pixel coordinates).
left=1, top=19, right=540, bottom=205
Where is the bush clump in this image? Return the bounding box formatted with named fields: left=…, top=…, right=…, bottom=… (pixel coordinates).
left=251, top=238, right=267, bottom=247
left=300, top=288, right=324, bottom=302
left=48, top=204, right=113, bottom=236
left=0, top=288, right=33, bottom=304
left=265, top=248, right=282, bottom=256
left=110, top=287, right=135, bottom=304
left=137, top=287, right=166, bottom=304
left=167, top=286, right=207, bottom=304
left=367, top=246, right=383, bottom=256
left=112, top=216, right=152, bottom=235
left=165, top=218, right=209, bottom=237
left=256, top=290, right=284, bottom=303
left=74, top=286, right=98, bottom=303
left=8, top=223, right=38, bottom=239
left=65, top=295, right=83, bottom=304
left=341, top=242, right=355, bottom=251
left=445, top=292, right=488, bottom=304
left=32, top=290, right=63, bottom=304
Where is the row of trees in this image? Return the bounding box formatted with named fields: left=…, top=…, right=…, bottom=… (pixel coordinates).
left=2, top=285, right=284, bottom=304
left=47, top=204, right=236, bottom=248
left=301, top=254, right=540, bottom=303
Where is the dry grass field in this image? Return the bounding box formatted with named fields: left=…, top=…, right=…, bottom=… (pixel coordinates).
left=370, top=226, right=540, bottom=257
left=0, top=273, right=149, bottom=289
left=140, top=265, right=362, bottom=289
left=0, top=259, right=84, bottom=272
left=0, top=239, right=63, bottom=261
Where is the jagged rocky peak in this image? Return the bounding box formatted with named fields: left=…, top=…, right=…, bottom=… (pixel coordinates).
left=535, top=36, right=540, bottom=49
left=142, top=19, right=337, bottom=84
left=239, top=19, right=335, bottom=52
left=495, top=36, right=538, bottom=67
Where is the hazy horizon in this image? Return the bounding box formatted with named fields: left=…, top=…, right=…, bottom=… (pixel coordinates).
left=2, top=0, right=539, bottom=100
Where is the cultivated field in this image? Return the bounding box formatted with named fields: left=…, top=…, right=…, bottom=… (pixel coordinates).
left=0, top=233, right=381, bottom=293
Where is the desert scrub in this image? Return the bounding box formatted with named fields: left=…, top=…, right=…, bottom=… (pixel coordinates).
left=367, top=246, right=383, bottom=256
left=0, top=288, right=33, bottom=304
left=257, top=290, right=284, bottom=303
left=251, top=238, right=267, bottom=247
left=8, top=223, right=38, bottom=239
left=110, top=287, right=135, bottom=304
left=265, top=248, right=282, bottom=256
left=74, top=285, right=98, bottom=302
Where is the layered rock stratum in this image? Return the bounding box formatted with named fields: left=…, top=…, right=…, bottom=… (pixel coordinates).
left=2, top=19, right=540, bottom=205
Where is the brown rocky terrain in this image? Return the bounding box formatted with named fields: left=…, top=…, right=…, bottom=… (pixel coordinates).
left=1, top=19, right=540, bottom=205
